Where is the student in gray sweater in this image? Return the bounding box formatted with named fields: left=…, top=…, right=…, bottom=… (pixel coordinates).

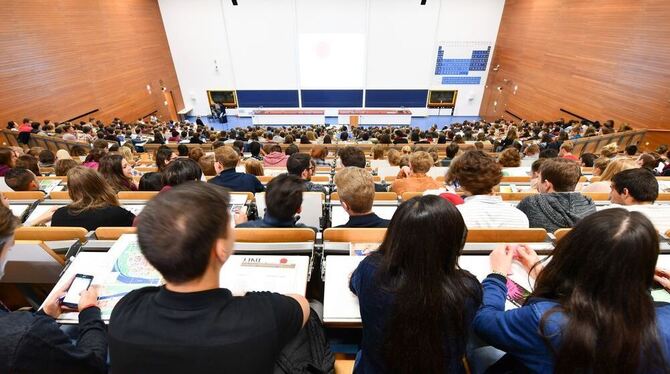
left=517, top=158, right=596, bottom=232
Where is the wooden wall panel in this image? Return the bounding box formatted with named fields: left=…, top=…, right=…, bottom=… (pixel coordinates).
left=0, top=0, right=183, bottom=125
left=481, top=0, right=670, bottom=130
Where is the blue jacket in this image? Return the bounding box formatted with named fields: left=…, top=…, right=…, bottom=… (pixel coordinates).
left=208, top=169, right=265, bottom=193
left=236, top=213, right=317, bottom=232
left=473, top=274, right=670, bottom=373
left=336, top=212, right=389, bottom=228
left=350, top=254, right=480, bottom=373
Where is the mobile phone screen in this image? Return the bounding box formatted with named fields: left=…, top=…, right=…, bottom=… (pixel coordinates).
left=506, top=278, right=531, bottom=307
left=62, top=274, right=93, bottom=307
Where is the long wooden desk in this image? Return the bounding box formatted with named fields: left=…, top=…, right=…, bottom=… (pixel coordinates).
left=252, top=109, right=325, bottom=125
left=338, top=109, right=412, bottom=125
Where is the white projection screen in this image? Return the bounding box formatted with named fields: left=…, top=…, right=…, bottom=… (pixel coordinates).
left=298, top=33, right=366, bottom=88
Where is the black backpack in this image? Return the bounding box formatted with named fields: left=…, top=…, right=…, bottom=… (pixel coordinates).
left=274, top=308, right=335, bottom=374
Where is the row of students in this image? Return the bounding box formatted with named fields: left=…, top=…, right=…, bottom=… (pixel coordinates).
left=2, top=181, right=670, bottom=372
left=351, top=195, right=670, bottom=373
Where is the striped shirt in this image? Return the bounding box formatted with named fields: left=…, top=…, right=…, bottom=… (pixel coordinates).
left=457, top=195, right=530, bottom=228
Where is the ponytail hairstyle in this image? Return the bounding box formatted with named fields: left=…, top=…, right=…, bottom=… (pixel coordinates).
left=531, top=208, right=669, bottom=374
left=377, top=195, right=481, bottom=373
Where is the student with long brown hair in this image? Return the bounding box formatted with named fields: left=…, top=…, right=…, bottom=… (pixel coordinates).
left=350, top=195, right=481, bottom=373
left=98, top=154, right=137, bottom=192
left=51, top=167, right=135, bottom=231
left=474, top=208, right=670, bottom=373
left=0, top=147, right=17, bottom=176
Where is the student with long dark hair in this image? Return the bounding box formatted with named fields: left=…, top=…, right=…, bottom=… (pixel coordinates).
left=99, top=154, right=137, bottom=192
left=49, top=167, right=135, bottom=230
left=474, top=208, right=670, bottom=373
left=0, top=147, right=17, bottom=176
left=350, top=195, right=482, bottom=373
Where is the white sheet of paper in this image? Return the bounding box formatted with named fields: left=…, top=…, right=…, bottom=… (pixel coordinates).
left=323, top=256, right=364, bottom=322
left=219, top=255, right=309, bottom=296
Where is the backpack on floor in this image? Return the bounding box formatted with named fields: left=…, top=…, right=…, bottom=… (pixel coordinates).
left=274, top=308, right=335, bottom=374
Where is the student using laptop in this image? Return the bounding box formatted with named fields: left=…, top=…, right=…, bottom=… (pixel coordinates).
left=109, top=182, right=309, bottom=373
left=0, top=206, right=106, bottom=373
left=333, top=167, right=390, bottom=228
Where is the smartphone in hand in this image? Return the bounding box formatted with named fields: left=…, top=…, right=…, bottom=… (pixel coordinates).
left=60, top=274, right=94, bottom=309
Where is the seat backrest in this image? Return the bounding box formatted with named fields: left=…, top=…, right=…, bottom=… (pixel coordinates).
left=323, top=228, right=387, bottom=243
left=49, top=191, right=71, bottom=200
left=118, top=191, right=160, bottom=201
left=234, top=228, right=315, bottom=242
left=466, top=228, right=548, bottom=242
left=498, top=192, right=539, bottom=201
left=554, top=228, right=571, bottom=241
left=15, top=226, right=88, bottom=241
left=4, top=191, right=47, bottom=200
left=95, top=227, right=138, bottom=240
left=330, top=191, right=397, bottom=202
left=401, top=191, right=424, bottom=201
left=501, top=176, right=531, bottom=183
left=255, top=192, right=324, bottom=229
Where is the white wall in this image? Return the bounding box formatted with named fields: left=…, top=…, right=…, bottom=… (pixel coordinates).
left=158, top=0, right=505, bottom=116
left=158, top=0, right=235, bottom=115
left=435, top=0, right=506, bottom=116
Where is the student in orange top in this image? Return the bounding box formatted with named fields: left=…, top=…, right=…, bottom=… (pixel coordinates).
left=390, top=151, right=442, bottom=195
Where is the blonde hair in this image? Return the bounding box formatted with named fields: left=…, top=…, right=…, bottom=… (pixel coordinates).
left=599, top=158, right=637, bottom=181
left=66, top=166, right=120, bottom=214
left=334, top=167, right=375, bottom=213
left=119, top=146, right=134, bottom=164
left=600, top=143, right=619, bottom=158
left=560, top=141, right=574, bottom=152
left=409, top=151, right=434, bottom=174
left=214, top=146, right=240, bottom=169
left=593, top=157, right=611, bottom=175
left=244, top=158, right=264, bottom=176
left=371, top=145, right=385, bottom=160
left=387, top=149, right=402, bottom=166
left=401, top=146, right=412, bottom=155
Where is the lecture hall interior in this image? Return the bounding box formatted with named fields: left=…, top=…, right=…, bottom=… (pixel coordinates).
left=1, top=0, right=670, bottom=373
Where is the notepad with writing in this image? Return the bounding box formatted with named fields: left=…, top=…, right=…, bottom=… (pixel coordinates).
left=219, top=255, right=309, bottom=296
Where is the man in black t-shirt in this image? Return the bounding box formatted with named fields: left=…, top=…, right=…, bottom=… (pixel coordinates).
left=109, top=182, right=309, bottom=373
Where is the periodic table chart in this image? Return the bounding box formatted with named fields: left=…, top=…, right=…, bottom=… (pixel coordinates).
left=434, top=41, right=492, bottom=86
